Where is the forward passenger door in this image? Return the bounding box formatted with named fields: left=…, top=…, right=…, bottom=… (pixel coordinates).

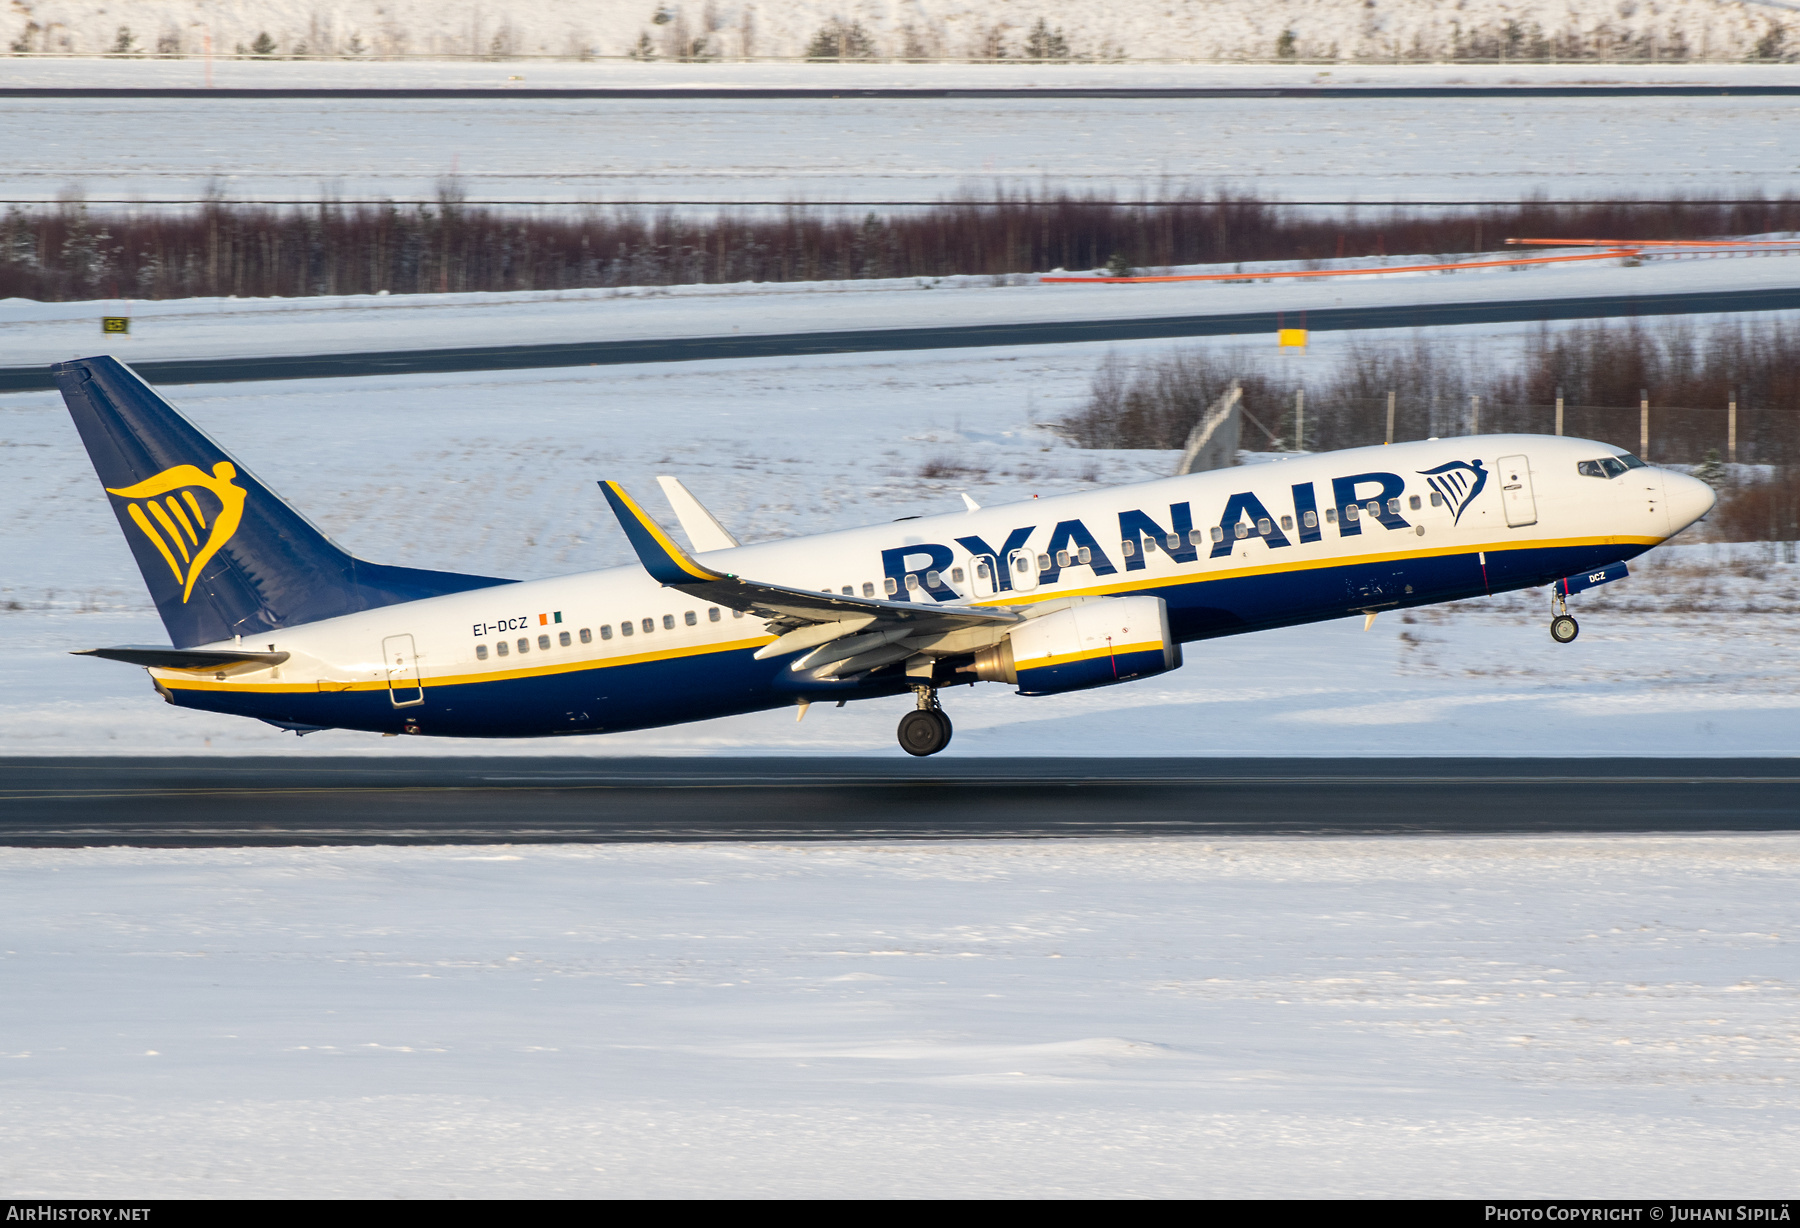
left=1497, top=455, right=1538, bottom=528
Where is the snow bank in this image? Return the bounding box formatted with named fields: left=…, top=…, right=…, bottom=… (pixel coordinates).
left=4, top=0, right=1797, bottom=63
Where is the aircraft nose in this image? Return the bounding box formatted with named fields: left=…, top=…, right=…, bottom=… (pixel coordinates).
left=1663, top=470, right=1717, bottom=536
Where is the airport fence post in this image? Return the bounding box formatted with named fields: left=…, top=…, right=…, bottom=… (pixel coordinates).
left=1295, top=388, right=1305, bottom=452
left=1386, top=390, right=1395, bottom=444
left=1640, top=390, right=1650, bottom=459
left=1555, top=386, right=1564, bottom=436
left=1728, top=391, right=1737, bottom=465
left=1470, top=395, right=1480, bottom=436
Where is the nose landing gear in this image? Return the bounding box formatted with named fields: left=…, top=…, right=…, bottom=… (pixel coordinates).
left=1550, top=589, right=1579, bottom=644
left=897, top=686, right=953, bottom=757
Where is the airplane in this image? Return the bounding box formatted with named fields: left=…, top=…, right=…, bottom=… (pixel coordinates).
left=56, top=354, right=1715, bottom=756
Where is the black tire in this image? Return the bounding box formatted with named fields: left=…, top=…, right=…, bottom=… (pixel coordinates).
left=898, top=709, right=949, bottom=757
left=1551, top=614, right=1579, bottom=644
left=936, top=709, right=954, bottom=750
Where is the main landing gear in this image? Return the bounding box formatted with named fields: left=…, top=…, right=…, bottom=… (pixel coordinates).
left=898, top=686, right=954, bottom=757
left=1550, top=588, right=1580, bottom=644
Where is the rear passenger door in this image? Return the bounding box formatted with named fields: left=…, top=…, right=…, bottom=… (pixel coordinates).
left=382, top=633, right=424, bottom=707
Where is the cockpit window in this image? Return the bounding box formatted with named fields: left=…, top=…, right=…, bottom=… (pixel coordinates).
left=1614, top=452, right=1647, bottom=469
left=1578, top=457, right=1629, bottom=479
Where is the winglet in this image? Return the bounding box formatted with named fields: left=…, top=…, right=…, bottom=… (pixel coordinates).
left=599, top=480, right=729, bottom=585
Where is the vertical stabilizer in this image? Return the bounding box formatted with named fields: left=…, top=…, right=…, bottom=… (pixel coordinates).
left=54, top=355, right=513, bottom=648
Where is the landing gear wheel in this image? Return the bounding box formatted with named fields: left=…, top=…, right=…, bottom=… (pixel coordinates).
left=1551, top=614, right=1580, bottom=644
left=898, top=709, right=952, bottom=757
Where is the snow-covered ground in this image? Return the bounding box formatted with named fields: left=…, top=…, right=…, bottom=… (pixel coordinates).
left=7, top=317, right=1800, bottom=758
left=2, top=836, right=1794, bottom=1197
left=4, top=0, right=1796, bottom=63
left=8, top=80, right=1800, bottom=203
left=8, top=249, right=1799, bottom=367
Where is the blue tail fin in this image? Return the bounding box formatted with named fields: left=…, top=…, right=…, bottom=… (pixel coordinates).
left=55, top=355, right=513, bottom=648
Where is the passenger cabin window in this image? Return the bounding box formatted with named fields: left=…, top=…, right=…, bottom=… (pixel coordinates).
left=1387, top=498, right=1401, bottom=515
left=1165, top=534, right=1181, bottom=551
left=685, top=611, right=697, bottom=626
left=1429, top=492, right=1444, bottom=506
left=708, top=608, right=721, bottom=622
left=1234, top=523, right=1248, bottom=539
left=1325, top=507, right=1337, bottom=523
left=863, top=582, right=876, bottom=597
left=601, top=625, right=613, bottom=640
left=620, top=621, right=634, bottom=637
left=1408, top=495, right=1422, bottom=510
left=1256, top=518, right=1272, bottom=536
left=1303, top=511, right=1318, bottom=528
left=1280, top=515, right=1294, bottom=531
left=476, top=644, right=489, bottom=660
left=496, top=640, right=509, bottom=656
left=1055, top=550, right=1070, bottom=568
left=884, top=577, right=898, bottom=595
left=733, top=609, right=745, bottom=618
left=1036, top=554, right=1051, bottom=572
left=517, top=637, right=530, bottom=653
left=663, top=614, right=675, bottom=630
left=1344, top=505, right=1360, bottom=522
left=1210, top=526, right=1224, bottom=542
left=1078, top=547, right=1092, bottom=564
left=925, top=570, right=941, bottom=587
left=642, top=618, right=655, bottom=634
left=580, top=628, right=593, bottom=643
left=558, top=631, right=571, bottom=647
left=906, top=574, right=921, bottom=590
left=1121, top=540, right=1136, bottom=557
left=538, top=634, right=551, bottom=650
left=842, top=586, right=854, bottom=595
left=951, top=567, right=965, bottom=583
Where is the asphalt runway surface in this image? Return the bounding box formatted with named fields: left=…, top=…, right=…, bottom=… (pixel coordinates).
left=4, top=757, right=1798, bottom=846
left=5, top=86, right=1799, bottom=99
left=7, top=286, right=1800, bottom=392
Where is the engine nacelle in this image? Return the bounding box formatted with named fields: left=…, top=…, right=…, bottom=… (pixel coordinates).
left=969, top=595, right=1181, bottom=696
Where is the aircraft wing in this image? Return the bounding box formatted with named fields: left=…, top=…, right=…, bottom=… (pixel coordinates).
left=598, top=481, right=1022, bottom=652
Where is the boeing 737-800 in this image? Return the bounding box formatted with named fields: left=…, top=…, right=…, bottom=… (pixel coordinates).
left=57, top=355, right=1715, bottom=756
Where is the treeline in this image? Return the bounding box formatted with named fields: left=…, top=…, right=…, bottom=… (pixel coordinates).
left=1059, top=319, right=1800, bottom=466
left=6, top=191, right=1800, bottom=302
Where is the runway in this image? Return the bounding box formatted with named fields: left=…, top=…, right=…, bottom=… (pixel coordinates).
left=4, top=757, right=1798, bottom=846
left=6, top=285, right=1799, bottom=392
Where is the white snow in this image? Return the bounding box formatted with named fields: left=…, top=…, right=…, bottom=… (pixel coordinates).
left=1, top=836, right=1795, bottom=1197
left=8, top=80, right=1800, bottom=204
left=3, top=0, right=1796, bottom=63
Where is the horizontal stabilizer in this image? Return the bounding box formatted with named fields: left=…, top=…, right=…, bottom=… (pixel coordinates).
left=75, top=644, right=290, bottom=670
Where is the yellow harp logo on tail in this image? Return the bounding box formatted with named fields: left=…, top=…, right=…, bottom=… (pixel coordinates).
left=106, top=462, right=247, bottom=603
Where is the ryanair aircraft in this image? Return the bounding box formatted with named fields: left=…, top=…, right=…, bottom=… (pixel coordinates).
left=58, top=354, right=1714, bottom=756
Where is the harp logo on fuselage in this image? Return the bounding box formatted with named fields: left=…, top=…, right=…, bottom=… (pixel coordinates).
left=105, top=462, right=247, bottom=603
left=1417, top=459, right=1488, bottom=526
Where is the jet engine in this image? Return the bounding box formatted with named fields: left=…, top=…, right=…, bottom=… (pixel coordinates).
left=966, top=595, right=1181, bottom=696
